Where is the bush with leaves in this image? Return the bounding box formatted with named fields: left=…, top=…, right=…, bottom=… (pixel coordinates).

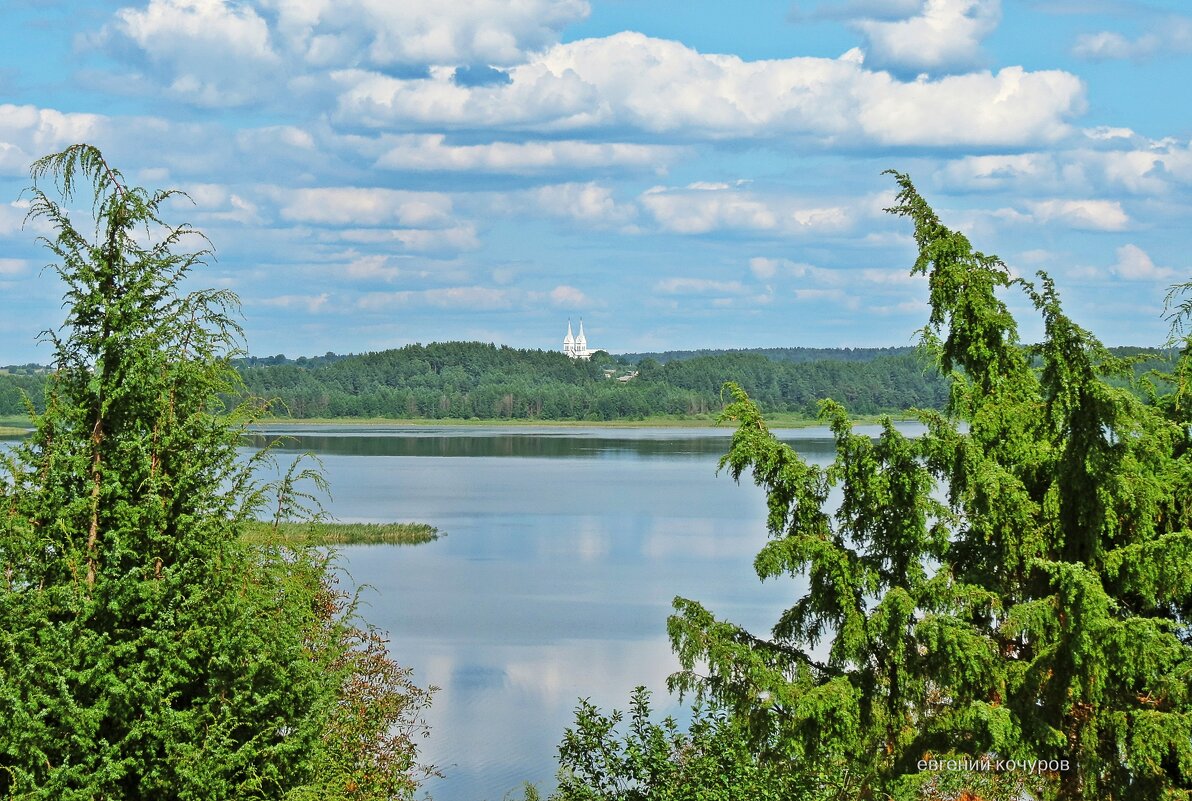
left=664, top=174, right=1192, bottom=801
left=542, top=687, right=801, bottom=801
left=0, top=145, right=432, bottom=800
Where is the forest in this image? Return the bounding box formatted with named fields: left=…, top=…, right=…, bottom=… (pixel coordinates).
left=2, top=343, right=1173, bottom=424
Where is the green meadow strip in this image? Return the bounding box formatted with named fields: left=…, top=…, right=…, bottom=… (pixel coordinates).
left=241, top=520, right=441, bottom=546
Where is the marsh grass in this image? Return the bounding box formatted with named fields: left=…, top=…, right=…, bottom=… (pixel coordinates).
left=242, top=521, right=440, bottom=546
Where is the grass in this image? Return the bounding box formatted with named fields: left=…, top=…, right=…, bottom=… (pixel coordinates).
left=241, top=521, right=441, bottom=547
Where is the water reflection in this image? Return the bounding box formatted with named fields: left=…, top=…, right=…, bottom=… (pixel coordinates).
left=8, top=421, right=921, bottom=801
left=270, top=426, right=876, bottom=801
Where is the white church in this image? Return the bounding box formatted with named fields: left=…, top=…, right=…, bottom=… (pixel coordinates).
left=562, top=320, right=596, bottom=360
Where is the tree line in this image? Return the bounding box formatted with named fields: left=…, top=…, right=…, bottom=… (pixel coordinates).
left=4, top=342, right=1174, bottom=424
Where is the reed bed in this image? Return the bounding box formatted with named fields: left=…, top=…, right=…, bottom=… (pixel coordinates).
left=241, top=521, right=440, bottom=546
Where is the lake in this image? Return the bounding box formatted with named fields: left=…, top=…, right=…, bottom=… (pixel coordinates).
left=244, top=423, right=928, bottom=801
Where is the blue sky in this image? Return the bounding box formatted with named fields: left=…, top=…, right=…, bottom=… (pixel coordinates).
left=1, top=0, right=1190, bottom=362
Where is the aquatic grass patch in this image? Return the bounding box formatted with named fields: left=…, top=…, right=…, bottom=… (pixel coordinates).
left=242, top=521, right=441, bottom=546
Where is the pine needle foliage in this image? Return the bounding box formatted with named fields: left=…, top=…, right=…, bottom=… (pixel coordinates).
left=666, top=174, right=1192, bottom=801
left=0, top=145, right=433, bottom=800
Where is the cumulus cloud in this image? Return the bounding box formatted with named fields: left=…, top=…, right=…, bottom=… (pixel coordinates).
left=938, top=153, right=1060, bottom=189
left=0, top=104, right=104, bottom=176
left=1073, top=17, right=1192, bottom=61
left=276, top=187, right=455, bottom=227
left=330, top=225, right=480, bottom=254
left=937, top=132, right=1192, bottom=196
left=853, top=0, right=1002, bottom=72
left=264, top=0, right=589, bottom=68
left=0, top=258, right=30, bottom=276
left=748, top=257, right=842, bottom=284
left=98, top=0, right=590, bottom=106
left=1110, top=244, right=1174, bottom=281
left=641, top=184, right=849, bottom=235
left=357, top=286, right=513, bottom=311
left=530, top=182, right=638, bottom=227
left=259, top=292, right=330, bottom=313
left=654, top=278, right=748, bottom=295
left=1026, top=199, right=1129, bottom=230
left=104, top=0, right=281, bottom=106
left=173, top=183, right=263, bottom=225
left=549, top=285, right=589, bottom=306
left=332, top=32, right=1083, bottom=148
left=374, top=134, right=679, bottom=173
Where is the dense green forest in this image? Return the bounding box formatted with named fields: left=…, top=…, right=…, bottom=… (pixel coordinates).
left=621, top=345, right=919, bottom=365
left=236, top=344, right=955, bottom=420
left=2, top=343, right=1175, bottom=423
left=3, top=344, right=948, bottom=421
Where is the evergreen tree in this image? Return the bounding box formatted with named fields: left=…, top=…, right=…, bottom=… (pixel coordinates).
left=665, top=174, right=1192, bottom=800
left=0, top=145, right=432, bottom=800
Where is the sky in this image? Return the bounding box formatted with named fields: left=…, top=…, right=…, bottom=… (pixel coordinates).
left=1, top=0, right=1191, bottom=363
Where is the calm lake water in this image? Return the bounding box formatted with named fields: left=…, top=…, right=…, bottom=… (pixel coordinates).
left=244, top=423, right=928, bottom=801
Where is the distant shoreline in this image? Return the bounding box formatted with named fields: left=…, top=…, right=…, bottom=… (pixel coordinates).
left=3, top=412, right=922, bottom=434
left=249, top=411, right=921, bottom=429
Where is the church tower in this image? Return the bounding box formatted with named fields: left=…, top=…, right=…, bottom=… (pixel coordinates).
left=563, top=320, right=576, bottom=358
left=576, top=319, right=587, bottom=355
left=562, top=319, right=594, bottom=359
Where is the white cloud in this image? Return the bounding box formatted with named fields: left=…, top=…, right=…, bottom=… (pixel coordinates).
left=0, top=258, right=30, bottom=276
left=748, top=257, right=842, bottom=284
left=1026, top=199, right=1129, bottom=230
left=654, top=278, right=748, bottom=295
left=107, top=0, right=280, bottom=106
left=330, top=225, right=480, bottom=253
left=641, top=185, right=849, bottom=235
left=938, top=153, right=1059, bottom=189
left=642, top=188, right=775, bottom=234
left=792, top=287, right=862, bottom=310
left=357, top=286, right=513, bottom=311
left=174, top=183, right=263, bottom=225
left=99, top=0, right=591, bottom=106
left=374, top=135, right=679, bottom=173
left=276, top=187, right=455, bottom=227
left=859, top=267, right=925, bottom=286
left=854, top=66, right=1083, bottom=146
left=531, top=182, right=637, bottom=227
left=549, top=285, right=589, bottom=307
left=748, top=257, right=778, bottom=280
left=259, top=292, right=330, bottom=313
left=332, top=32, right=1084, bottom=148
left=235, top=125, right=316, bottom=154
left=1111, top=244, right=1174, bottom=281
left=1073, top=17, right=1192, bottom=61
left=936, top=133, right=1192, bottom=197
left=342, top=253, right=402, bottom=281
left=853, top=0, right=1002, bottom=72
left=0, top=104, right=105, bottom=176
left=264, top=0, right=589, bottom=68
left=1091, top=138, right=1192, bottom=194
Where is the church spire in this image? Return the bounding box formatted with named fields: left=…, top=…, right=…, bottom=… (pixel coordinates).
left=563, top=319, right=575, bottom=356
left=562, top=317, right=594, bottom=359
